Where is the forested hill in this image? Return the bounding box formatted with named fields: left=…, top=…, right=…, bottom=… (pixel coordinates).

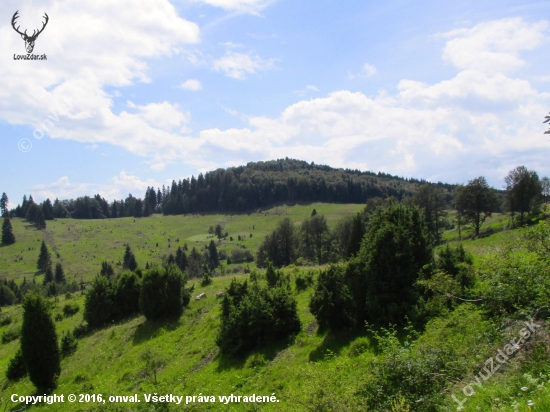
left=12, top=159, right=457, bottom=220
left=160, top=158, right=456, bottom=214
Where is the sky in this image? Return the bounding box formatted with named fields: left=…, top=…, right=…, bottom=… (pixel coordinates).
left=1, top=0, right=549, bottom=208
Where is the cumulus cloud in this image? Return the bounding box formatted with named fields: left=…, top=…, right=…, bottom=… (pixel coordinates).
left=213, top=51, right=275, bottom=79
left=440, top=18, right=548, bottom=73
left=180, top=79, right=202, bottom=91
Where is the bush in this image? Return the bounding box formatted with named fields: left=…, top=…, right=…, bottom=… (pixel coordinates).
left=309, top=265, right=354, bottom=329
left=2, top=326, right=21, bottom=344
left=73, top=323, right=88, bottom=339
left=60, top=331, right=78, bottom=358
left=0, top=315, right=12, bottom=326
left=295, top=270, right=314, bottom=292
left=116, top=271, right=141, bottom=318
left=83, top=276, right=117, bottom=328
left=348, top=337, right=370, bottom=357
left=216, top=277, right=301, bottom=356
left=21, top=293, right=61, bottom=390
left=54, top=313, right=64, bottom=322
left=140, top=264, right=191, bottom=321
left=201, top=272, right=212, bottom=287
left=63, top=302, right=80, bottom=317
left=6, top=349, right=27, bottom=381
left=230, top=248, right=254, bottom=263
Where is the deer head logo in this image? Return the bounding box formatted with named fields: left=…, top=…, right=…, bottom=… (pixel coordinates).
left=11, top=11, right=49, bottom=54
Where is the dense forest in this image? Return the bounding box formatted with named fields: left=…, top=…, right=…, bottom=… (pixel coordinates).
left=9, top=158, right=458, bottom=220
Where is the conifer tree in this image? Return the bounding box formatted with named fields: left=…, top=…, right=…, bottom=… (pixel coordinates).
left=37, top=240, right=51, bottom=272
left=175, top=247, right=188, bottom=272
left=99, top=261, right=114, bottom=278
left=123, top=245, right=138, bottom=271
left=54, top=263, right=66, bottom=284
left=43, top=263, right=54, bottom=285
left=20, top=293, right=61, bottom=390
left=0, top=192, right=8, bottom=216
left=1, top=216, right=16, bottom=245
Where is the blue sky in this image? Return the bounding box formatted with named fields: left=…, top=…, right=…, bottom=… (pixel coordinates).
left=1, top=0, right=549, bottom=207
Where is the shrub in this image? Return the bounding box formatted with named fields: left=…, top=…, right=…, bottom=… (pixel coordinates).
left=309, top=265, right=353, bottom=329
left=2, top=326, right=20, bottom=344
left=63, top=302, right=80, bottom=317
left=73, top=323, right=88, bottom=339
left=216, top=277, right=301, bottom=356
left=201, top=271, right=212, bottom=287
left=0, top=315, right=12, bottom=326
left=54, top=313, right=64, bottom=322
left=21, top=293, right=61, bottom=390
left=83, top=276, right=117, bottom=328
left=6, top=349, right=27, bottom=381
left=230, top=248, right=254, bottom=263
left=140, top=264, right=191, bottom=321
left=60, top=331, right=78, bottom=358
left=116, top=271, right=141, bottom=318
left=295, top=270, right=314, bottom=292
left=348, top=337, right=370, bottom=357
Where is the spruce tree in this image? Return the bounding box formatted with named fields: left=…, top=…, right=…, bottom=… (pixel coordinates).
left=54, top=263, right=66, bottom=283
left=43, top=263, right=54, bottom=285
left=20, top=293, right=61, bottom=390
left=0, top=192, right=8, bottom=216
left=99, top=261, right=114, bottom=278
left=175, top=247, right=187, bottom=272
left=37, top=240, right=51, bottom=272
left=123, top=245, right=138, bottom=271
left=1, top=216, right=16, bottom=245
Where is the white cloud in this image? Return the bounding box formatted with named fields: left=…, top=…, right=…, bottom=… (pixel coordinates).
left=347, top=63, right=377, bottom=79
left=295, top=85, right=319, bottom=97
left=180, top=79, right=202, bottom=91
left=213, top=51, right=275, bottom=79
left=190, top=0, right=276, bottom=14
left=31, top=173, right=163, bottom=202
left=440, top=18, right=548, bottom=74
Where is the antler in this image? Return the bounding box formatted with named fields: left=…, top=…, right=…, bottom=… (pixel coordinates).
left=11, top=11, right=27, bottom=37
left=33, top=13, right=49, bottom=39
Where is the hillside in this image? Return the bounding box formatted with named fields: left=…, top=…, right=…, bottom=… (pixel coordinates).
left=1, top=215, right=549, bottom=411
left=0, top=203, right=364, bottom=284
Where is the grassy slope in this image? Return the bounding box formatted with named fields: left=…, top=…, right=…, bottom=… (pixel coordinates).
left=0, top=203, right=363, bottom=285
left=1, top=206, right=549, bottom=411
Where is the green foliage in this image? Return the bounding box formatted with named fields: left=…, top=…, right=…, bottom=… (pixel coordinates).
left=454, top=176, right=499, bottom=236
left=62, top=302, right=80, bottom=317
left=100, top=260, right=114, bottom=278
left=217, top=277, right=301, bottom=356
left=116, top=271, right=141, bottom=318
left=299, top=214, right=330, bottom=264
left=122, top=244, right=138, bottom=271
left=37, top=240, right=51, bottom=272
left=21, top=293, right=61, bottom=390
left=139, top=264, right=190, bottom=321
left=201, top=271, right=212, bottom=287
left=505, top=166, right=542, bottom=225
left=434, top=243, right=474, bottom=291
left=84, top=276, right=117, bottom=328
left=1, top=215, right=16, bottom=245
left=55, top=262, right=66, bottom=283
left=2, top=326, right=20, bottom=344
left=0, top=285, right=16, bottom=306
left=348, top=337, right=370, bottom=357
left=358, top=202, right=433, bottom=326
left=257, top=217, right=298, bottom=268
left=140, top=348, right=165, bottom=384
left=0, top=315, right=12, bottom=326
left=346, top=213, right=365, bottom=258
left=309, top=265, right=354, bottom=329
left=294, top=270, right=314, bottom=292
left=60, top=330, right=78, bottom=358
left=6, top=348, right=27, bottom=381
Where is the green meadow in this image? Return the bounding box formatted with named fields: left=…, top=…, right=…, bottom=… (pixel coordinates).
left=1, top=204, right=549, bottom=411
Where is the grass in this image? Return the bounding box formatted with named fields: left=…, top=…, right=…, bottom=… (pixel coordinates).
left=0, top=205, right=549, bottom=411
left=0, top=203, right=364, bottom=286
